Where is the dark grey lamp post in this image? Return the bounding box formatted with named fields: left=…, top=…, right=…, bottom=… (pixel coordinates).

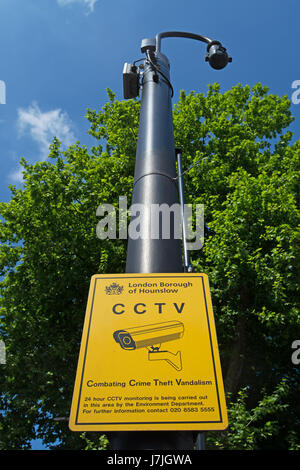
left=110, top=31, right=231, bottom=451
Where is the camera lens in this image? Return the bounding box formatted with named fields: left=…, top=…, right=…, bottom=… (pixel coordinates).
left=119, top=332, right=136, bottom=350
left=123, top=335, right=132, bottom=346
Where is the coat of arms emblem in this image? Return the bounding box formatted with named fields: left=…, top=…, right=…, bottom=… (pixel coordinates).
left=105, top=282, right=124, bottom=295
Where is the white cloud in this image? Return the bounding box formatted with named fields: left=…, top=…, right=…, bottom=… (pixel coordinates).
left=57, top=0, right=98, bottom=13
left=11, top=102, right=75, bottom=183
left=9, top=167, right=25, bottom=184
left=17, top=101, right=75, bottom=159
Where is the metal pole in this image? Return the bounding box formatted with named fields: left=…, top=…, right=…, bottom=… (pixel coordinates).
left=110, top=30, right=231, bottom=451
left=125, top=50, right=182, bottom=274
left=110, top=47, right=194, bottom=452
left=176, top=148, right=191, bottom=272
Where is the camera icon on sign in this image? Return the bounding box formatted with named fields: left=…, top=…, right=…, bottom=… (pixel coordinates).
left=113, top=320, right=184, bottom=371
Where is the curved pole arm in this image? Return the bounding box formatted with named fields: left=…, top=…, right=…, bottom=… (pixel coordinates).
left=155, top=31, right=214, bottom=52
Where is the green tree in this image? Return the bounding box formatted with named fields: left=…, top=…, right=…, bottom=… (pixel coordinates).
left=0, top=84, right=299, bottom=449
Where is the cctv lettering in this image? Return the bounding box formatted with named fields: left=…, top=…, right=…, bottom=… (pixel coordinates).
left=112, top=302, right=185, bottom=315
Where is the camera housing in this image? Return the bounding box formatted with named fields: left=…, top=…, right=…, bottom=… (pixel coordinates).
left=113, top=321, right=184, bottom=350
left=205, top=41, right=232, bottom=70
left=123, top=62, right=140, bottom=99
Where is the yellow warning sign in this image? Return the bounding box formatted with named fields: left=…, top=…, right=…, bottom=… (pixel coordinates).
left=69, top=273, right=228, bottom=431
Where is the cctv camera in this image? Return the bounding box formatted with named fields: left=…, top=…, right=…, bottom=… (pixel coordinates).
left=113, top=321, right=184, bottom=370
left=205, top=41, right=232, bottom=70
left=113, top=320, right=184, bottom=350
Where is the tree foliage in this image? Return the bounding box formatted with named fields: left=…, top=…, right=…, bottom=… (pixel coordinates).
left=0, top=83, right=299, bottom=450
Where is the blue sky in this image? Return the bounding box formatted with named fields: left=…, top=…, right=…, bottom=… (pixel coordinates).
left=0, top=0, right=300, bottom=206
left=0, top=0, right=299, bottom=449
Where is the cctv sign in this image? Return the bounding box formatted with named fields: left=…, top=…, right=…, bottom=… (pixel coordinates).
left=69, top=273, right=228, bottom=431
